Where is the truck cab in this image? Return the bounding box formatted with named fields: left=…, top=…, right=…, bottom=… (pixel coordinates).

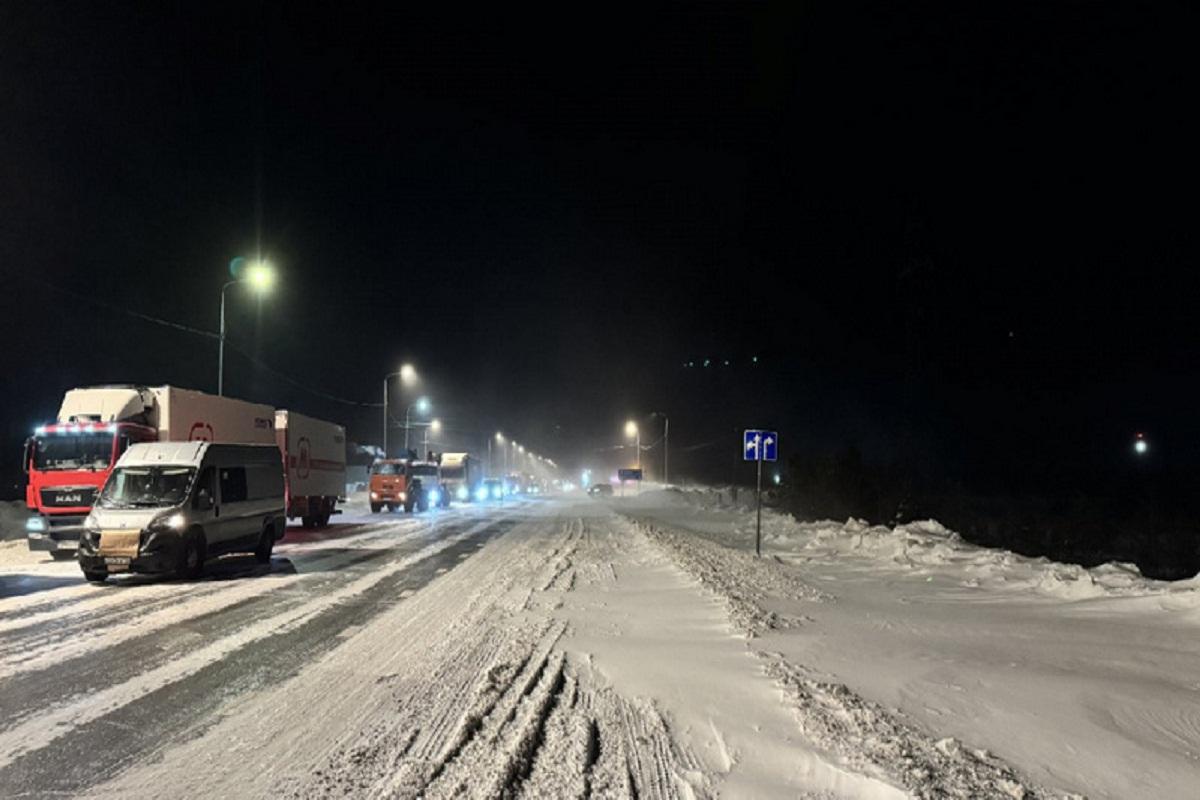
left=24, top=420, right=157, bottom=556
left=368, top=459, right=410, bottom=513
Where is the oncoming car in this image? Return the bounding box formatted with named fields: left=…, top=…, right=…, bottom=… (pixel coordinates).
left=587, top=483, right=614, bottom=497
left=477, top=478, right=505, bottom=501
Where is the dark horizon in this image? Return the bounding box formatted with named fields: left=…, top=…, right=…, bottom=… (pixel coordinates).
left=1, top=4, right=1193, bottom=503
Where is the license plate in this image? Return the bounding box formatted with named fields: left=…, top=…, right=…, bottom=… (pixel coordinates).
left=104, top=556, right=131, bottom=571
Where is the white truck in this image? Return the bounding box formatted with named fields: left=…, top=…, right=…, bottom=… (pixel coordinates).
left=275, top=410, right=346, bottom=527
left=25, top=385, right=276, bottom=554
left=439, top=452, right=481, bottom=504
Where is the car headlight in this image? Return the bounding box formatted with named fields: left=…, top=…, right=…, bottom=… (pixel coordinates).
left=456, top=486, right=469, bottom=501
left=25, top=515, right=47, bottom=533
left=475, top=487, right=489, bottom=501
left=149, top=512, right=187, bottom=532
left=492, top=487, right=503, bottom=498
left=399, top=492, right=407, bottom=501
left=370, top=491, right=379, bottom=500
left=428, top=490, right=441, bottom=505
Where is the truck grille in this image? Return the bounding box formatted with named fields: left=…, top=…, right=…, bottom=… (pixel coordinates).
left=40, top=487, right=96, bottom=508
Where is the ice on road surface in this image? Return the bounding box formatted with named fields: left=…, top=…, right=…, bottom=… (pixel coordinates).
left=1, top=490, right=1196, bottom=797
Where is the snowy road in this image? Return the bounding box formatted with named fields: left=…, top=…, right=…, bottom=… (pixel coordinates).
left=1, top=492, right=1191, bottom=797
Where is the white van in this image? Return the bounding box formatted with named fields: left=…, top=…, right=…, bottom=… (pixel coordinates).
left=77, top=442, right=286, bottom=582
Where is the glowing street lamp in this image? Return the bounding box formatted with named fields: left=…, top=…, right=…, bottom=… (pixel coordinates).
left=424, top=418, right=442, bottom=456
left=405, top=396, right=431, bottom=452
left=218, top=258, right=275, bottom=396
left=383, top=363, right=419, bottom=457
left=1134, top=432, right=1149, bottom=455
left=624, top=420, right=640, bottom=469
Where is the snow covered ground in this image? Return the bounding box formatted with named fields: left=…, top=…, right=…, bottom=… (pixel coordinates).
left=1, top=490, right=1195, bottom=797
left=621, top=487, right=1200, bottom=799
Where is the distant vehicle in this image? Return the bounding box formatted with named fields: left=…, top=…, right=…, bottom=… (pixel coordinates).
left=24, top=385, right=276, bottom=557
left=368, top=458, right=409, bottom=513
left=588, top=483, right=613, bottom=497
left=407, top=461, right=446, bottom=511
left=440, top=452, right=481, bottom=503
left=76, top=442, right=286, bottom=582
left=276, top=410, right=345, bottom=528
left=478, top=478, right=504, bottom=501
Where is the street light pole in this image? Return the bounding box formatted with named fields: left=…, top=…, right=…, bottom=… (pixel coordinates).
left=218, top=281, right=234, bottom=397
left=652, top=412, right=669, bottom=485
left=382, top=364, right=417, bottom=458
left=218, top=261, right=274, bottom=397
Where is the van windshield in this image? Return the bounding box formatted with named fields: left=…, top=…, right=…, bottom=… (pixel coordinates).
left=99, top=466, right=196, bottom=508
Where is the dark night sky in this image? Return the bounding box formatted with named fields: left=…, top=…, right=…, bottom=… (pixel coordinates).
left=0, top=3, right=1194, bottom=497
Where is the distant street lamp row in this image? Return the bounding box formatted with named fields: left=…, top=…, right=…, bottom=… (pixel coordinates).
left=215, top=259, right=559, bottom=473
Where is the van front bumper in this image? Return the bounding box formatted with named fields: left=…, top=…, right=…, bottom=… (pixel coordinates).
left=78, top=529, right=185, bottom=575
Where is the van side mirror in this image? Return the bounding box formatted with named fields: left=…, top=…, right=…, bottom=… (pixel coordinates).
left=196, top=489, right=214, bottom=511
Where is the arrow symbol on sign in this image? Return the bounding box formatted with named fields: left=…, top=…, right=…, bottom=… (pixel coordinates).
left=763, top=436, right=774, bottom=448
left=746, top=434, right=760, bottom=455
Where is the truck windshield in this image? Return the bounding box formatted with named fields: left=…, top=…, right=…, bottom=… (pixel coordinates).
left=33, top=433, right=114, bottom=471
left=99, top=466, right=196, bottom=508
left=440, top=466, right=465, bottom=479
left=371, top=463, right=402, bottom=475
left=410, top=465, right=439, bottom=477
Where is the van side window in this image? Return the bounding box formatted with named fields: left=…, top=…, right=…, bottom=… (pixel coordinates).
left=193, top=467, right=216, bottom=509
left=219, top=467, right=248, bottom=503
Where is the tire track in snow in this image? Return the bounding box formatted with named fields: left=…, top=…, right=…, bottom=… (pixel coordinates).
left=0, top=520, right=440, bottom=678
left=0, top=515, right=518, bottom=787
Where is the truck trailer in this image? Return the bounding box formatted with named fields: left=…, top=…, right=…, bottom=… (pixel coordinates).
left=275, top=409, right=346, bottom=527
left=24, top=385, right=276, bottom=554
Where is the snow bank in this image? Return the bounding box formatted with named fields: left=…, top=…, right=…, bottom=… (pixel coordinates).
left=625, top=486, right=1195, bottom=600
left=0, top=500, right=29, bottom=542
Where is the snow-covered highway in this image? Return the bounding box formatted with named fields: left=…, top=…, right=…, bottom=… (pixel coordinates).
left=1, top=491, right=1197, bottom=798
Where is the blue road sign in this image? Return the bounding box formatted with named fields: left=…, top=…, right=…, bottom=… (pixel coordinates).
left=743, top=429, right=779, bottom=462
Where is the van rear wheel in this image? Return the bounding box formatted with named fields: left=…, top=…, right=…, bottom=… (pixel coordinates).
left=370, top=503, right=382, bottom=513
left=83, top=569, right=107, bottom=583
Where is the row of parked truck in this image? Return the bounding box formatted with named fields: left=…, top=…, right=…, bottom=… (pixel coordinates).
left=23, top=384, right=346, bottom=580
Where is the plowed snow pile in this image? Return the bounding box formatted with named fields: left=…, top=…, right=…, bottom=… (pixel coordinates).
left=618, top=488, right=1200, bottom=799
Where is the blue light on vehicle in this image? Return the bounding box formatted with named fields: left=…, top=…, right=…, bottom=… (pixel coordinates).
left=34, top=426, right=46, bottom=436
left=25, top=516, right=46, bottom=532
left=475, top=486, right=489, bottom=501
left=428, top=490, right=441, bottom=506
left=456, top=486, right=469, bottom=501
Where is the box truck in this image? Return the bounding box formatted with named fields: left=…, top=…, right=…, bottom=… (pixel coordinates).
left=275, top=409, right=346, bottom=527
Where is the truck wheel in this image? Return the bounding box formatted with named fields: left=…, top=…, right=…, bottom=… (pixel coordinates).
left=83, top=569, right=108, bottom=583
left=179, top=531, right=206, bottom=580
left=254, top=526, right=274, bottom=564
left=370, top=503, right=382, bottom=514
left=316, top=511, right=331, bottom=527
left=404, top=501, right=414, bottom=513
left=301, top=515, right=315, bottom=528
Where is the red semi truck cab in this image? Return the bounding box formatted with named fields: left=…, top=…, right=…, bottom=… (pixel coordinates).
left=24, top=420, right=157, bottom=554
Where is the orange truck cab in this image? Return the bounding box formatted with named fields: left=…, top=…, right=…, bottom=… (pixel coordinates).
left=368, top=459, right=410, bottom=513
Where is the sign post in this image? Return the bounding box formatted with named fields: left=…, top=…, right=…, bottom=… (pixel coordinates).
left=743, top=429, right=778, bottom=557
